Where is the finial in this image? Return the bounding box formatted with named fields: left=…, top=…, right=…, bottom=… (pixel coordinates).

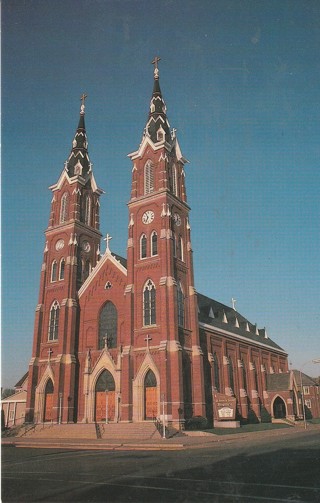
left=231, top=298, right=237, bottom=311
left=103, top=233, right=112, bottom=252
left=151, top=56, right=161, bottom=79
left=80, top=93, right=87, bottom=115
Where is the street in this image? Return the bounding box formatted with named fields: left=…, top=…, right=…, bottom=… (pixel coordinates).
left=2, top=429, right=320, bottom=502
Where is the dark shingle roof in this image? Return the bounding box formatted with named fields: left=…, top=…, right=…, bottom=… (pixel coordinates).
left=292, top=370, right=319, bottom=387
left=14, top=372, right=28, bottom=389
left=266, top=373, right=291, bottom=391
left=197, top=292, right=285, bottom=352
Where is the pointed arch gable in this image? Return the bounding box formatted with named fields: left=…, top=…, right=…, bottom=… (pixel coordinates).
left=34, top=365, right=55, bottom=423
left=132, top=352, right=160, bottom=422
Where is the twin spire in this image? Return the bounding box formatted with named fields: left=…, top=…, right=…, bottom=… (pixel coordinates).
left=65, top=58, right=174, bottom=177
left=64, top=93, right=92, bottom=179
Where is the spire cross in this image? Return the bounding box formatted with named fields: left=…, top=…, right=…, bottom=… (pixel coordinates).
left=80, top=93, right=87, bottom=114
left=231, top=298, right=237, bottom=311
left=80, top=93, right=88, bottom=106
left=151, top=56, right=161, bottom=78
left=144, top=335, right=152, bottom=352
left=103, top=233, right=112, bottom=251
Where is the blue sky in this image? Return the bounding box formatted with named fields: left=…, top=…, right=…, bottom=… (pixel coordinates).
left=2, top=0, right=320, bottom=388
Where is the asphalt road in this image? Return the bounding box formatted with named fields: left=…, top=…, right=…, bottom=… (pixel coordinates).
left=2, top=429, right=320, bottom=502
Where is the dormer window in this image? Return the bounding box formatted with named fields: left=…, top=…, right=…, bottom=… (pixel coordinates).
left=157, top=127, right=165, bottom=142
left=74, top=160, right=83, bottom=176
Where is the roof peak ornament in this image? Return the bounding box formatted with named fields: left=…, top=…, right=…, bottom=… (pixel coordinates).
left=151, top=56, right=161, bottom=79
left=80, top=93, right=87, bottom=115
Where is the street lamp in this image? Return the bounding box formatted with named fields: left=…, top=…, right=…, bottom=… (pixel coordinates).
left=300, top=358, right=320, bottom=430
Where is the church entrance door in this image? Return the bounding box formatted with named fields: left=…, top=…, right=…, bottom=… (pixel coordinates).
left=273, top=396, right=286, bottom=419
left=95, top=370, right=116, bottom=422
left=144, top=370, right=157, bottom=420
left=44, top=379, right=54, bottom=422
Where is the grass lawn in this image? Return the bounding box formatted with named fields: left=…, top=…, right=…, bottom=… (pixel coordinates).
left=205, top=423, right=292, bottom=435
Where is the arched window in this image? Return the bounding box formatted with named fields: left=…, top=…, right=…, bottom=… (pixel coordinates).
left=98, top=301, right=118, bottom=349
left=84, top=260, right=91, bottom=280
left=228, top=356, right=235, bottom=394
left=84, top=195, right=91, bottom=226
left=48, top=300, right=60, bottom=341
left=177, top=236, right=184, bottom=261
left=95, top=369, right=115, bottom=392
left=60, top=193, right=69, bottom=223
left=213, top=352, right=220, bottom=392
left=241, top=359, right=247, bottom=393
left=51, top=261, right=58, bottom=282
left=172, top=232, right=177, bottom=257
left=140, top=234, right=147, bottom=259
left=144, top=160, right=154, bottom=195
left=177, top=281, right=184, bottom=327
left=151, top=231, right=158, bottom=256
left=145, top=369, right=157, bottom=388
left=143, top=280, right=156, bottom=326
left=59, top=259, right=65, bottom=280
left=172, top=164, right=178, bottom=196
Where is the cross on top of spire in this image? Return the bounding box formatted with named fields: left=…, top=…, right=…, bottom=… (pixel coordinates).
left=80, top=93, right=87, bottom=115
left=103, top=233, right=112, bottom=252
left=151, top=56, right=161, bottom=79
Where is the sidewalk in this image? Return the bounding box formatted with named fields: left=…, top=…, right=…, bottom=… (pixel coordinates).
left=2, top=423, right=319, bottom=451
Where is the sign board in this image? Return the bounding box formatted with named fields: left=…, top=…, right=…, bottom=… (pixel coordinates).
left=213, top=392, right=237, bottom=421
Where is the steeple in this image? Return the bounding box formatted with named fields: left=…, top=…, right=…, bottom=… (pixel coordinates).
left=64, top=93, right=92, bottom=179
left=143, top=57, right=171, bottom=144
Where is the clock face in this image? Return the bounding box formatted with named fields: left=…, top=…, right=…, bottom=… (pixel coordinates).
left=173, top=213, right=181, bottom=226
left=55, top=239, right=65, bottom=251
left=142, top=210, right=154, bottom=224
left=82, top=240, right=91, bottom=252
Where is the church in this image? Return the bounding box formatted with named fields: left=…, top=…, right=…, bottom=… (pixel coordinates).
left=25, top=60, right=300, bottom=428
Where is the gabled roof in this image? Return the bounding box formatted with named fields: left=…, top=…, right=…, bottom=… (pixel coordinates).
left=14, top=372, right=28, bottom=389
left=292, top=370, right=319, bottom=387
left=78, top=250, right=127, bottom=298
left=198, top=292, right=286, bottom=352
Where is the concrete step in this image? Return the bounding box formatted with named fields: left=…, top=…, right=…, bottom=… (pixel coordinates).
left=20, top=422, right=161, bottom=440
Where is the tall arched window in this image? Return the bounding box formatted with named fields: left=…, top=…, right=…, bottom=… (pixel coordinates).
left=51, top=260, right=58, bottom=282
left=151, top=231, right=158, bottom=256
left=241, top=359, right=247, bottom=393
left=143, top=280, right=156, bottom=326
left=48, top=300, right=60, bottom=341
left=228, top=356, right=235, bottom=394
left=98, top=301, right=118, bottom=349
left=84, top=195, right=91, bottom=226
left=140, top=234, right=147, bottom=259
left=60, top=193, right=69, bottom=223
left=177, top=236, right=184, bottom=261
left=84, top=260, right=91, bottom=281
left=172, top=164, right=178, bottom=196
left=177, top=281, right=184, bottom=327
left=213, top=352, right=220, bottom=392
left=144, top=160, right=154, bottom=195
left=59, top=259, right=65, bottom=280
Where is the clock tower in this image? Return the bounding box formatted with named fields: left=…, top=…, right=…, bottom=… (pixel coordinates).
left=127, top=59, right=206, bottom=425
left=26, top=97, right=103, bottom=423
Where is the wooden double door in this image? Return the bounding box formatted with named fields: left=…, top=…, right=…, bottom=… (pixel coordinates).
left=95, top=391, right=116, bottom=422
left=95, top=370, right=116, bottom=422
left=44, top=379, right=54, bottom=422
left=144, top=369, right=158, bottom=420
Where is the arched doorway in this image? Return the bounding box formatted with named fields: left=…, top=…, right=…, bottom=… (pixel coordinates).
left=144, top=369, right=157, bottom=420
left=273, top=396, right=286, bottom=419
left=44, top=380, right=54, bottom=422
left=95, top=370, right=115, bottom=422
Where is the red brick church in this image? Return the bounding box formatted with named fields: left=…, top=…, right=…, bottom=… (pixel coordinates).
left=26, top=60, right=301, bottom=428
